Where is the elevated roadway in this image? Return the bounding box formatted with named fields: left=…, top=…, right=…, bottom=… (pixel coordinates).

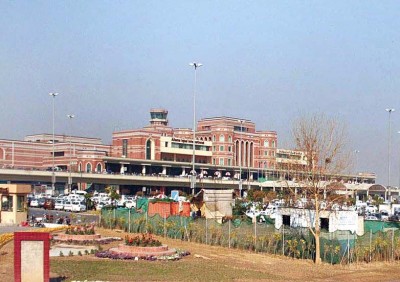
left=0, top=168, right=260, bottom=190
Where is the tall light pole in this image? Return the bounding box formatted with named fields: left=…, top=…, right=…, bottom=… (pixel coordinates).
left=238, top=120, right=244, bottom=196
left=354, top=150, right=360, bottom=183
left=67, top=114, right=75, bottom=193
left=398, top=131, right=400, bottom=189
left=49, top=92, right=59, bottom=195
left=189, top=62, right=202, bottom=195
left=386, top=108, right=395, bottom=201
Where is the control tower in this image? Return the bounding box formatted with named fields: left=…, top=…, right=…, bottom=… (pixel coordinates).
left=149, top=108, right=169, bottom=126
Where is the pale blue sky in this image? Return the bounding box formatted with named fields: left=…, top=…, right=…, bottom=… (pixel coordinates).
left=1, top=1, right=400, bottom=185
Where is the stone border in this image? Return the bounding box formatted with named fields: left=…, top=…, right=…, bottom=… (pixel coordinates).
left=54, top=234, right=101, bottom=241
left=110, top=244, right=176, bottom=257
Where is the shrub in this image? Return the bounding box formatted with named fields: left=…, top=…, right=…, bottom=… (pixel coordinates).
left=65, top=224, right=95, bottom=235
left=125, top=233, right=162, bottom=247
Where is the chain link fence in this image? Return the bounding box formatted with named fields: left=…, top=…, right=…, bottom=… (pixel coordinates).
left=100, top=207, right=400, bottom=264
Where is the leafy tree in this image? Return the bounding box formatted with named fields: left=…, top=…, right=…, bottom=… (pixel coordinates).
left=105, top=185, right=120, bottom=206
left=84, top=193, right=94, bottom=210
left=232, top=198, right=247, bottom=216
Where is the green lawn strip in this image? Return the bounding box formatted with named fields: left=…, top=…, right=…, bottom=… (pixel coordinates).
left=51, top=259, right=283, bottom=281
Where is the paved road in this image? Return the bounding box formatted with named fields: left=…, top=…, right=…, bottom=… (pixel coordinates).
left=28, top=207, right=99, bottom=225
left=0, top=226, right=35, bottom=234
left=0, top=208, right=100, bottom=234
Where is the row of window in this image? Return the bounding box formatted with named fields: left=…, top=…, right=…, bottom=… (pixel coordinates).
left=78, top=162, right=103, bottom=173
left=171, top=142, right=209, bottom=151
left=200, top=135, right=276, bottom=148
left=211, top=158, right=274, bottom=168
left=213, top=145, right=232, bottom=152
left=212, top=158, right=231, bottom=166
left=264, top=151, right=276, bottom=157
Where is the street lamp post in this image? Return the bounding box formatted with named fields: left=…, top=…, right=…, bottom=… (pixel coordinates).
left=189, top=62, right=203, bottom=195
left=238, top=120, right=244, bottom=196
left=49, top=92, right=59, bottom=195
left=386, top=108, right=395, bottom=201
left=398, top=131, right=400, bottom=190
left=354, top=150, right=360, bottom=183
left=67, top=114, right=75, bottom=193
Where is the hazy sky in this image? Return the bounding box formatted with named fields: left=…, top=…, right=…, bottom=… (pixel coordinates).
left=1, top=1, right=400, bottom=185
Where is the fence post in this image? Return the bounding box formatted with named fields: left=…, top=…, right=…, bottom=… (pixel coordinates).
left=128, top=208, right=131, bottom=233
left=228, top=219, right=231, bottom=249
left=113, top=208, right=116, bottom=229
left=369, top=229, right=372, bottom=262
left=282, top=225, right=285, bottom=256
left=108, top=210, right=112, bottom=230
left=164, top=213, right=166, bottom=238
left=184, top=218, right=189, bottom=242
left=206, top=217, right=208, bottom=245
left=145, top=209, right=148, bottom=233
left=392, top=228, right=395, bottom=262
left=347, top=232, right=350, bottom=264
left=254, top=219, right=257, bottom=251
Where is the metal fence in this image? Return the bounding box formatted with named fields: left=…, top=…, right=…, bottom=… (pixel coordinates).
left=100, top=207, right=400, bottom=264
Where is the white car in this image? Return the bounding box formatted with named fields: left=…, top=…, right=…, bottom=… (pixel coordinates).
left=54, top=200, right=64, bottom=210
left=125, top=200, right=136, bottom=209
left=71, top=201, right=86, bottom=212
left=365, top=215, right=379, bottom=221
left=381, top=211, right=390, bottom=221
left=96, top=202, right=105, bottom=211
left=63, top=201, right=73, bottom=212
left=30, top=199, right=39, bottom=207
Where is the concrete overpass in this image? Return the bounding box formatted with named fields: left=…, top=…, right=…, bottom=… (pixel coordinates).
left=0, top=168, right=261, bottom=190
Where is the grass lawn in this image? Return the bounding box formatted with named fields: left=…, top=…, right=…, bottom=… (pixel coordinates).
left=2, top=227, right=400, bottom=281
left=51, top=258, right=281, bottom=281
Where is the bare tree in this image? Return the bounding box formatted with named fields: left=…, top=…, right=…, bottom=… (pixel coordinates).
left=290, top=113, right=350, bottom=264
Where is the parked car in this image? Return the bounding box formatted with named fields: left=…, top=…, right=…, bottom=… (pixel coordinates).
left=30, top=199, right=39, bottom=207
left=71, top=201, right=86, bottom=212
left=54, top=200, right=64, bottom=210
left=38, top=198, right=46, bottom=208
left=365, top=215, right=379, bottom=221
left=96, top=202, right=105, bottom=211
left=124, top=200, right=136, bottom=209
left=43, top=199, right=55, bottom=210
left=366, top=205, right=377, bottom=214
left=389, top=215, right=400, bottom=222
left=381, top=211, right=390, bottom=221
left=116, top=200, right=125, bottom=207
left=63, top=201, right=73, bottom=212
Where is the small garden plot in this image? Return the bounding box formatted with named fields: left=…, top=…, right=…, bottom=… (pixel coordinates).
left=95, top=233, right=190, bottom=261
left=51, top=224, right=121, bottom=257
left=52, top=224, right=122, bottom=245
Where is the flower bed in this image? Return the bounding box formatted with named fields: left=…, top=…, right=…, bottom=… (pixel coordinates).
left=96, top=233, right=190, bottom=261
left=124, top=233, right=162, bottom=247
left=52, top=224, right=121, bottom=245
left=51, top=237, right=121, bottom=245
left=65, top=224, right=95, bottom=235
left=95, top=249, right=190, bottom=261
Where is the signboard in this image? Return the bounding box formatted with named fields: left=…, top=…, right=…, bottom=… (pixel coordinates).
left=171, top=190, right=179, bottom=201
left=14, top=232, right=50, bottom=282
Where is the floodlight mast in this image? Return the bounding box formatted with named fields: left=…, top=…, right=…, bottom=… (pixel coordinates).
left=189, top=62, right=203, bottom=195
left=49, top=92, right=59, bottom=195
